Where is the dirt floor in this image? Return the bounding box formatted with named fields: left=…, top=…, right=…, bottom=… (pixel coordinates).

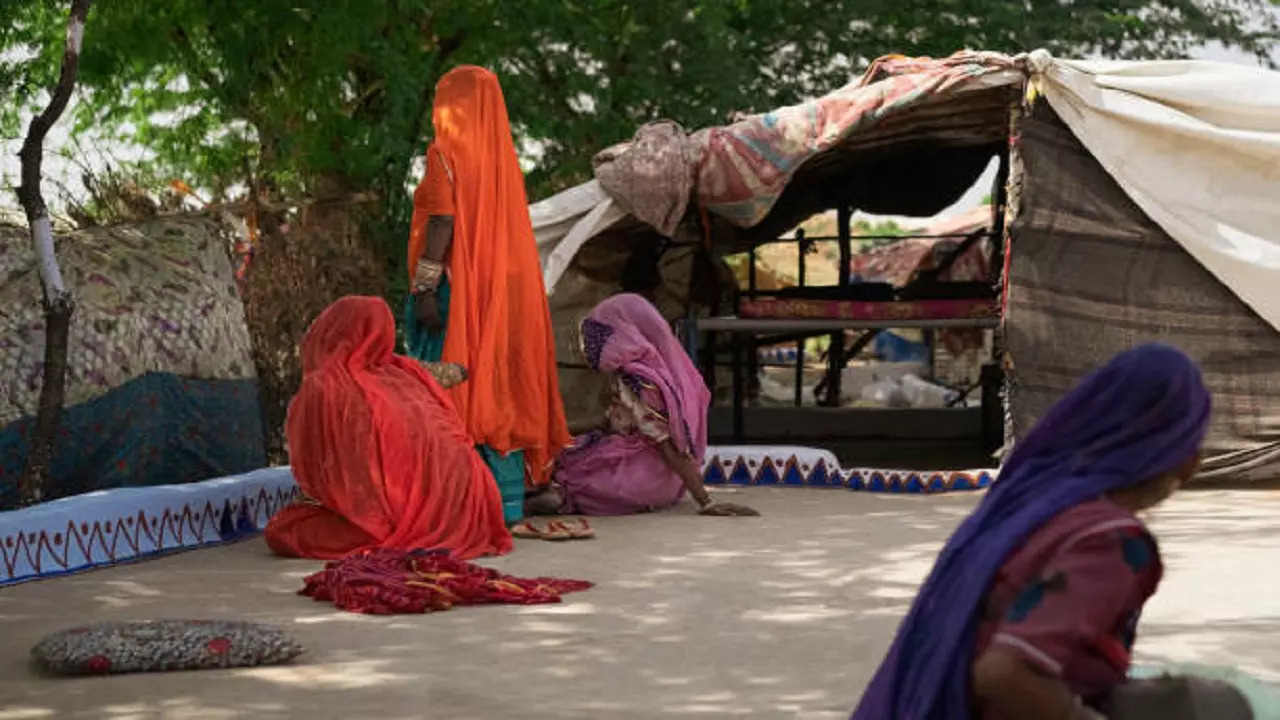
left=1, top=487, right=1277, bottom=719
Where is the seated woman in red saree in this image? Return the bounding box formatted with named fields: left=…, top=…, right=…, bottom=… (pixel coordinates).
left=265, top=295, right=512, bottom=561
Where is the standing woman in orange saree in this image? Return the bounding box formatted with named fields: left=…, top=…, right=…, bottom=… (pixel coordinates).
left=404, top=66, right=571, bottom=523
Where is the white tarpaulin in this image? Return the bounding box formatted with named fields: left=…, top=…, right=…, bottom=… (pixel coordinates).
left=530, top=179, right=624, bottom=293
left=1030, top=50, right=1280, bottom=332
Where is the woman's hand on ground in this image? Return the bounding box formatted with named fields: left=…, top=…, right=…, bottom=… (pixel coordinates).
left=698, top=502, right=760, bottom=517
left=414, top=290, right=445, bottom=331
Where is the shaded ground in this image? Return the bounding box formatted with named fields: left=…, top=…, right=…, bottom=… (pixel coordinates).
left=1, top=487, right=1277, bottom=719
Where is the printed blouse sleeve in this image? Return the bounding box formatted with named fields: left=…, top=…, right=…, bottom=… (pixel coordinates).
left=634, top=381, right=675, bottom=443
left=605, top=377, right=671, bottom=445
left=989, top=526, right=1160, bottom=677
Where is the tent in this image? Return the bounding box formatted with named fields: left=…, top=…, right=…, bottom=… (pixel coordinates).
left=530, top=50, right=1280, bottom=482
left=0, top=215, right=266, bottom=509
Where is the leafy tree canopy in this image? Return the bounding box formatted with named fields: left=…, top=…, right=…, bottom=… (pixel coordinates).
left=3, top=0, right=1275, bottom=227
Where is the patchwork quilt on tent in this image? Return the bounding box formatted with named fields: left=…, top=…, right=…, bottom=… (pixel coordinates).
left=693, top=52, right=1024, bottom=228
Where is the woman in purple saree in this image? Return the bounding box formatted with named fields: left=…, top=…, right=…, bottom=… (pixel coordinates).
left=853, top=343, right=1251, bottom=720
left=527, top=293, right=756, bottom=518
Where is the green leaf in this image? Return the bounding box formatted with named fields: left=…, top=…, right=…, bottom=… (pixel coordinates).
left=3, top=0, right=1275, bottom=276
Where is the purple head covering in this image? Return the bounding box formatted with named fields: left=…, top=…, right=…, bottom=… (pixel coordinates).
left=853, top=343, right=1211, bottom=719
left=580, top=293, right=709, bottom=458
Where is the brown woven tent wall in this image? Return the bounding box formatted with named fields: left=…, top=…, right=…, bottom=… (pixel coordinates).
left=1005, top=102, right=1280, bottom=482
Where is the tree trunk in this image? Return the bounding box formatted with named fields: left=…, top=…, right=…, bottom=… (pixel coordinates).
left=15, top=0, right=93, bottom=506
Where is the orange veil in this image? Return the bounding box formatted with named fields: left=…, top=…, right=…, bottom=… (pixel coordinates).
left=426, top=66, right=570, bottom=484
left=265, top=296, right=512, bottom=560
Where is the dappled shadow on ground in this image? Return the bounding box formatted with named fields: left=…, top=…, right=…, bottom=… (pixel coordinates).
left=1143, top=489, right=1280, bottom=545
left=1138, top=617, right=1280, bottom=683
left=0, top=488, right=1274, bottom=718
left=0, top=489, right=976, bottom=719
left=1137, top=490, right=1280, bottom=682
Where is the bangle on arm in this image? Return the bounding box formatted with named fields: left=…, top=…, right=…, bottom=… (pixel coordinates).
left=413, top=258, right=444, bottom=294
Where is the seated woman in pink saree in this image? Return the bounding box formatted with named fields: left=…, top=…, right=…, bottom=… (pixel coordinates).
left=526, top=294, right=756, bottom=518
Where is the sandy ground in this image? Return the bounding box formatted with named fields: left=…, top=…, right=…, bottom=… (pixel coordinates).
left=1, top=487, right=1277, bottom=719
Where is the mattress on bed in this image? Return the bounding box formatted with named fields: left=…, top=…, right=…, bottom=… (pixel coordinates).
left=738, top=295, right=999, bottom=321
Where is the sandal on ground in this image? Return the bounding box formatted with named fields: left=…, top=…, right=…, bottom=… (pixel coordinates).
left=510, top=519, right=572, bottom=541
left=548, top=518, right=595, bottom=540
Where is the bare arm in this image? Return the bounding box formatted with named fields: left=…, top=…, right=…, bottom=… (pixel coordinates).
left=658, top=440, right=713, bottom=508
left=413, top=216, right=454, bottom=293
left=409, top=144, right=456, bottom=296
left=423, top=216, right=453, bottom=264
left=972, top=648, right=1102, bottom=720
left=411, top=217, right=454, bottom=329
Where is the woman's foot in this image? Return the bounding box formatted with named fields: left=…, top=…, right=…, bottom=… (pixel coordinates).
left=523, top=487, right=564, bottom=516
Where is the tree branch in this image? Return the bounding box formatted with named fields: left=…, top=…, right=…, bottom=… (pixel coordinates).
left=13, top=0, right=92, bottom=507
left=17, top=0, right=90, bottom=299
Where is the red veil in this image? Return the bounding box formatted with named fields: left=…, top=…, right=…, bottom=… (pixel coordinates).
left=265, top=296, right=513, bottom=560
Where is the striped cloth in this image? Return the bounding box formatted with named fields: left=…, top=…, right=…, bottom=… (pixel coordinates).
left=1004, top=103, right=1280, bottom=482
